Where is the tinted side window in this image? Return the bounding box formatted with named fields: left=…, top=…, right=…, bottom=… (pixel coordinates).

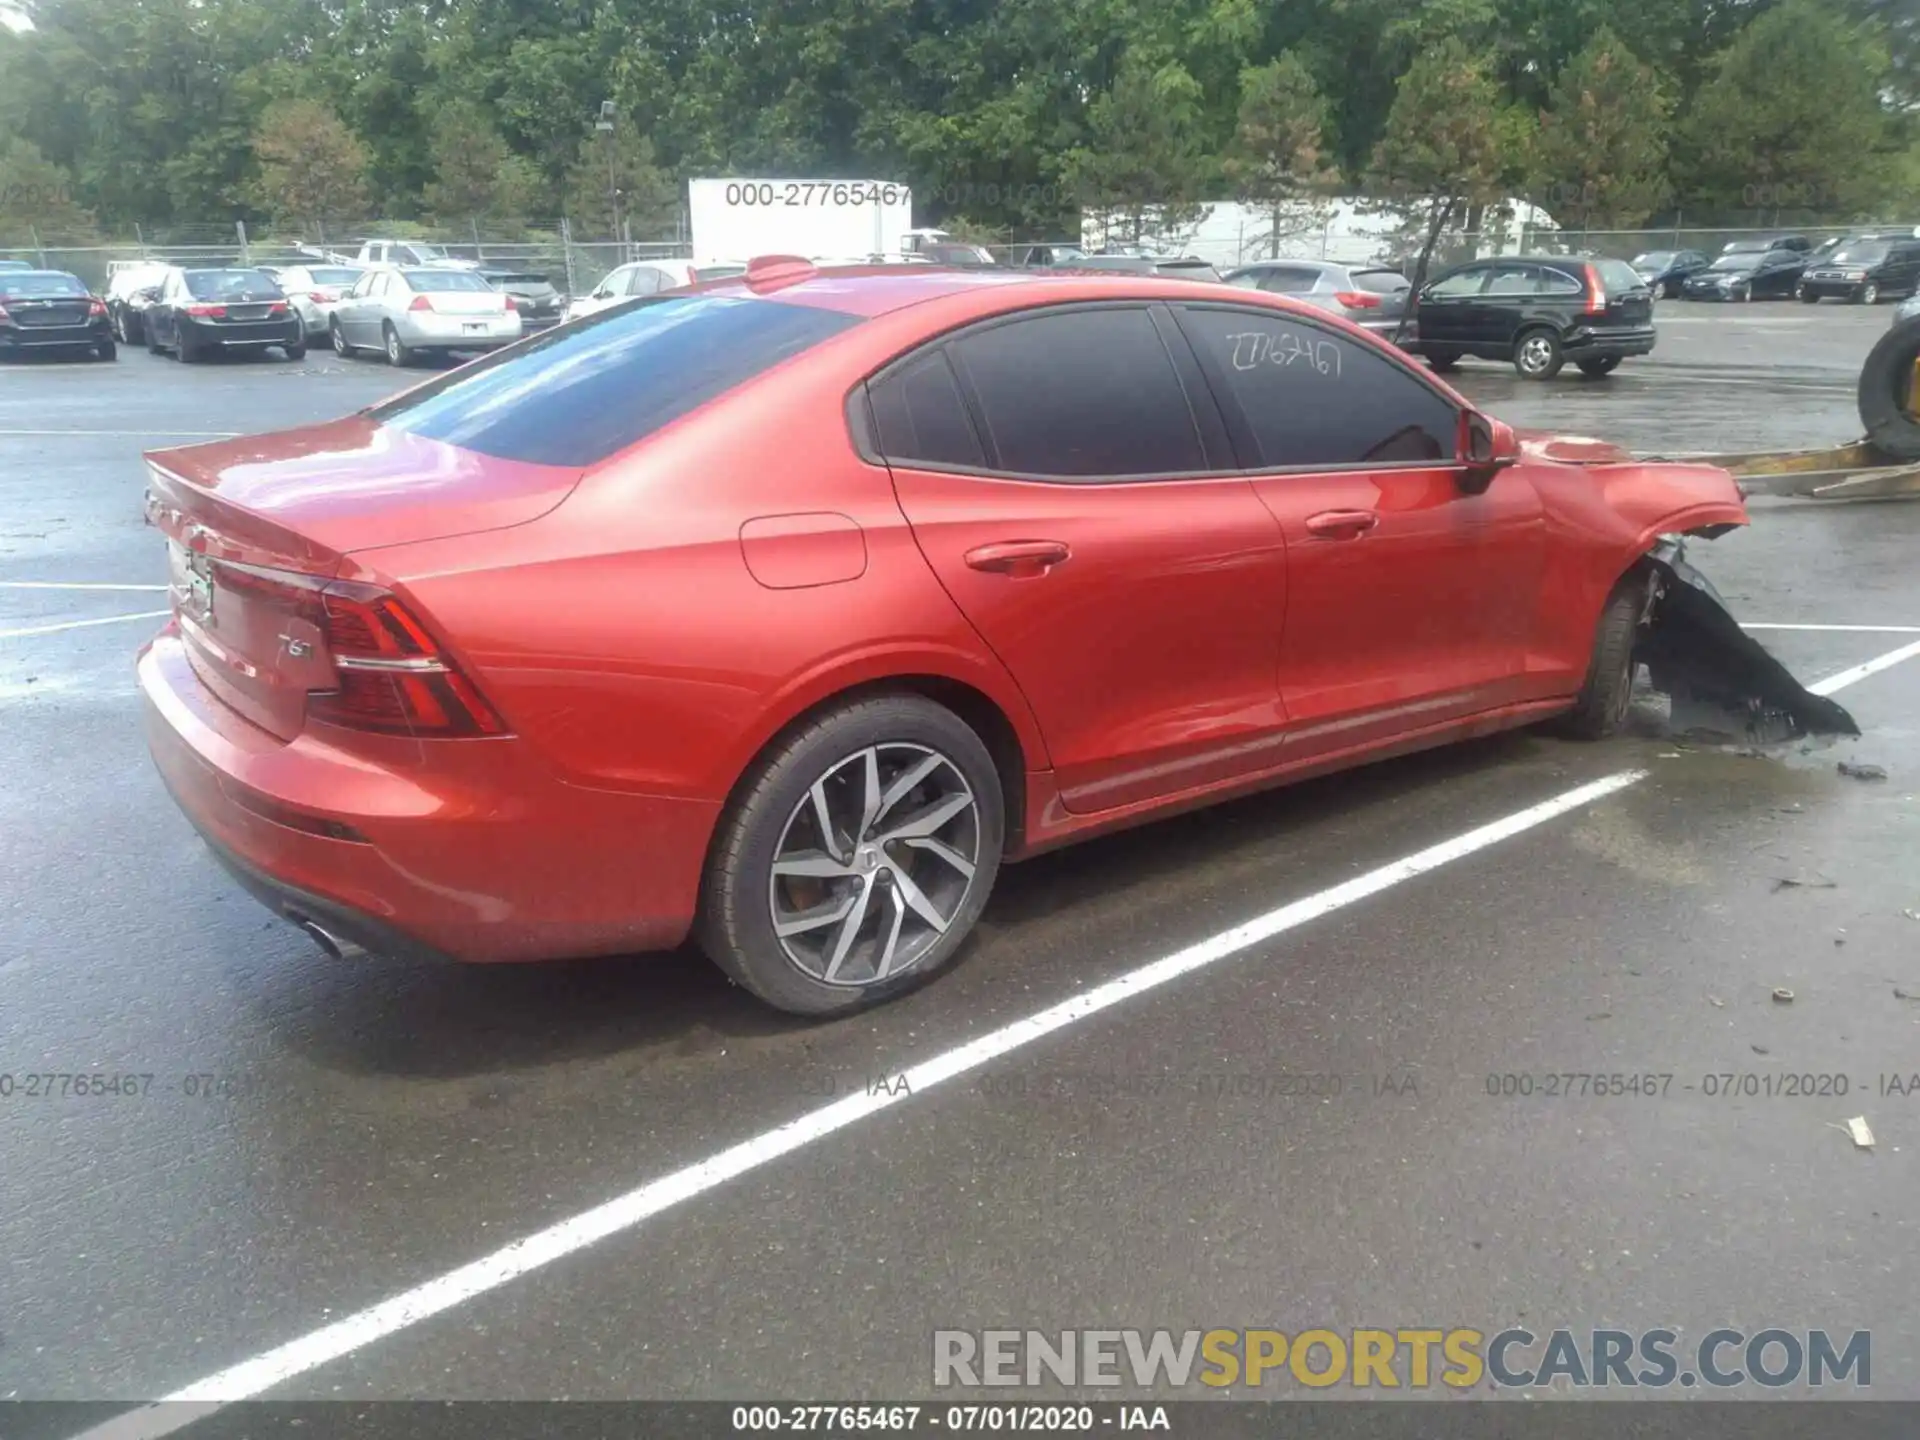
left=1176, top=306, right=1459, bottom=469
left=952, top=308, right=1206, bottom=478
left=626, top=267, right=664, bottom=296
left=1486, top=264, right=1543, bottom=296
left=370, top=293, right=864, bottom=468
left=1426, top=267, right=1488, bottom=297
left=867, top=350, right=986, bottom=470
left=1539, top=266, right=1585, bottom=295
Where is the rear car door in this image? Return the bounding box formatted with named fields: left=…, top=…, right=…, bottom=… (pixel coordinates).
left=1415, top=264, right=1490, bottom=349
left=870, top=303, right=1292, bottom=814
left=1171, top=301, right=1549, bottom=754
left=1474, top=262, right=1546, bottom=349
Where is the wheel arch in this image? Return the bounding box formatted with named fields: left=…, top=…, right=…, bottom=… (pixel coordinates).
left=707, top=663, right=1044, bottom=861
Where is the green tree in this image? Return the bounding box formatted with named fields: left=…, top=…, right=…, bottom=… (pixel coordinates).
left=0, top=137, right=96, bottom=243
left=1530, top=27, right=1673, bottom=227
left=1675, top=0, right=1896, bottom=217
left=421, top=103, right=542, bottom=223
left=1368, top=37, right=1533, bottom=309
left=1061, top=54, right=1214, bottom=249
left=563, top=118, right=678, bottom=239
left=249, top=99, right=369, bottom=234
left=1225, top=53, right=1337, bottom=258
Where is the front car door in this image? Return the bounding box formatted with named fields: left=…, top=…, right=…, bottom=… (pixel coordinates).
left=869, top=302, right=1292, bottom=813
left=1416, top=264, right=1491, bottom=350
left=1170, top=300, right=1550, bottom=754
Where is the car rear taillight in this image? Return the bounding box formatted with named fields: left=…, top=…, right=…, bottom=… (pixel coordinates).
left=0, top=303, right=12, bottom=325
left=185, top=303, right=227, bottom=318
left=210, top=561, right=506, bottom=738
left=1583, top=264, right=1606, bottom=315
left=88, top=298, right=108, bottom=317
left=409, top=295, right=434, bottom=312
left=266, top=301, right=288, bottom=316
left=503, top=295, right=519, bottom=311
left=1333, top=291, right=1382, bottom=309
left=308, top=291, right=335, bottom=302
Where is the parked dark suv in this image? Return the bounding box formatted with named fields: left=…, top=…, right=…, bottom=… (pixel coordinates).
left=1412, top=255, right=1654, bottom=380
left=1797, top=237, right=1920, bottom=305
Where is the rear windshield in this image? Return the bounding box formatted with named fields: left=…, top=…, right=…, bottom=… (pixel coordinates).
left=184, top=270, right=284, bottom=301
left=368, top=293, right=864, bottom=468
left=1154, top=261, right=1219, bottom=279
left=405, top=270, right=492, bottom=293
left=1632, top=251, right=1675, bottom=267
left=1593, top=258, right=1644, bottom=292
left=0, top=272, right=87, bottom=298
left=1351, top=268, right=1410, bottom=293
left=695, top=264, right=748, bottom=281
left=305, top=267, right=362, bottom=285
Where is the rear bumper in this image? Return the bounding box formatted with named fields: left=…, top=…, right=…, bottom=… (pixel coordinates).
left=0, top=320, right=110, bottom=350
left=184, top=317, right=302, bottom=348
left=140, top=632, right=718, bottom=963
left=396, top=313, right=523, bottom=348
left=1563, top=325, right=1656, bottom=359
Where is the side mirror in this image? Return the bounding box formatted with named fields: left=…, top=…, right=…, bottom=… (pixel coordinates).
left=1460, top=413, right=1519, bottom=495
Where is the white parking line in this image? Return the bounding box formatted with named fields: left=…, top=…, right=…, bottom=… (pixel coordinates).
left=0, top=582, right=169, bottom=592
left=0, top=610, right=169, bottom=640
left=1745, top=623, right=1920, bottom=633
left=61, top=639, right=1920, bottom=1440
left=1809, top=638, right=1920, bottom=695
left=0, top=428, right=239, bottom=438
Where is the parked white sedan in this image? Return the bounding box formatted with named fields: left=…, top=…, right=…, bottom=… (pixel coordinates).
left=563, top=258, right=748, bottom=321
left=329, top=267, right=523, bottom=365
left=275, top=264, right=366, bottom=339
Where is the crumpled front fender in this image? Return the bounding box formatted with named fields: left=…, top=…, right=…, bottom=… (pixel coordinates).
left=1593, top=461, right=1750, bottom=554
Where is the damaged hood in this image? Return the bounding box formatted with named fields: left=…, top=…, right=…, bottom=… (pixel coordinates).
left=1515, top=429, right=1639, bottom=466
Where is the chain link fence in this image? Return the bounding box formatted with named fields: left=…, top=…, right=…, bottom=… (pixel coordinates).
left=0, top=219, right=689, bottom=295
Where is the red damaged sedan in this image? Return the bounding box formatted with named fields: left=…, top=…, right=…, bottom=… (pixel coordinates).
left=141, top=257, right=1764, bottom=1015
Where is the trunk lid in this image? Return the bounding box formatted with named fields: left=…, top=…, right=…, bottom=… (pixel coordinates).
left=9, top=298, right=93, bottom=328
left=419, top=289, right=513, bottom=317
left=144, top=418, right=582, bottom=739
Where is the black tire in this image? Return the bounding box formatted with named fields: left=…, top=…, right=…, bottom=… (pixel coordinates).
left=1512, top=326, right=1565, bottom=381
left=1857, top=314, right=1920, bottom=462
left=145, top=323, right=163, bottom=355
left=1554, top=569, right=1648, bottom=740
left=1425, top=351, right=1461, bottom=372
left=1576, top=356, right=1621, bottom=378
left=383, top=323, right=413, bottom=367
left=283, top=338, right=307, bottom=361
left=94, top=339, right=117, bottom=362
left=1799, top=288, right=1819, bottom=304
left=330, top=319, right=353, bottom=357
left=696, top=694, right=1005, bottom=1017
left=176, top=331, right=200, bottom=363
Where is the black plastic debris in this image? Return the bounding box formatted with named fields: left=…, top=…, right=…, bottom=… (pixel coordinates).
left=1635, top=539, right=1861, bottom=742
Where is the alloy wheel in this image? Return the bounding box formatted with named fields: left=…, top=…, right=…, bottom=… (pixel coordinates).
left=1517, top=335, right=1555, bottom=375
left=766, top=742, right=981, bottom=988
left=1864, top=284, right=1880, bottom=305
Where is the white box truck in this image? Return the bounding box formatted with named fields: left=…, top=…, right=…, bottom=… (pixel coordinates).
left=688, top=178, right=918, bottom=265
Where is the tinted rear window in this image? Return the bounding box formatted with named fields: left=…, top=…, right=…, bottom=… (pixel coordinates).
left=406, top=271, right=491, bottom=292
left=369, top=293, right=863, bottom=468
left=306, top=267, right=362, bottom=285
left=0, top=272, right=87, bottom=298
left=184, top=270, right=284, bottom=301
left=1593, top=259, right=1644, bottom=292
left=695, top=264, right=748, bottom=281
left=1351, top=269, right=1410, bottom=293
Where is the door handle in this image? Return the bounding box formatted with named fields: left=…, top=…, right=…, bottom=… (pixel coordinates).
left=1304, top=510, right=1379, bottom=539
left=964, top=539, right=1071, bottom=576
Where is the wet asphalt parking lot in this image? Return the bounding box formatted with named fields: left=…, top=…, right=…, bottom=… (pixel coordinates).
left=3, top=300, right=1920, bottom=1420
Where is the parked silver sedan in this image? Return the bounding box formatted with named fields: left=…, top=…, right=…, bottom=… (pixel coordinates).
left=328, top=267, right=522, bottom=365
left=1222, top=259, right=1415, bottom=342
left=275, top=264, right=366, bottom=339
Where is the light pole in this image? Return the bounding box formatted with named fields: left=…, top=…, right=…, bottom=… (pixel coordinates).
left=596, top=100, right=622, bottom=254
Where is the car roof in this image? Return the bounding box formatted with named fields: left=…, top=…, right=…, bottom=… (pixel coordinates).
left=689, top=265, right=1291, bottom=323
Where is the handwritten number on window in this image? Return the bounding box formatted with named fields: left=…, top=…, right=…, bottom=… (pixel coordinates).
left=1225, top=330, right=1342, bottom=378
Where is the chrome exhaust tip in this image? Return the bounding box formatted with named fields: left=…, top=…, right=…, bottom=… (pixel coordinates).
left=293, top=915, right=369, bottom=962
